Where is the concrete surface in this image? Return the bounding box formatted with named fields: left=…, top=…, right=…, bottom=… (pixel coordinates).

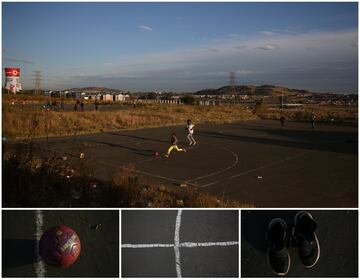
left=2, top=210, right=119, bottom=277
left=27, top=119, right=358, bottom=207
left=121, top=210, right=239, bottom=277
left=241, top=210, right=358, bottom=277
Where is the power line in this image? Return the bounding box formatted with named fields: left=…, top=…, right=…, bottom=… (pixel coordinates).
left=33, top=70, right=42, bottom=94
left=229, top=71, right=236, bottom=95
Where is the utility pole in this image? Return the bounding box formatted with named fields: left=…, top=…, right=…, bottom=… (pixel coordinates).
left=33, top=71, right=42, bottom=95
left=229, top=71, right=236, bottom=104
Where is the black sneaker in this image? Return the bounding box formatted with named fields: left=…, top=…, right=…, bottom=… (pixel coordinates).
left=266, top=218, right=291, bottom=276
left=293, top=211, right=320, bottom=268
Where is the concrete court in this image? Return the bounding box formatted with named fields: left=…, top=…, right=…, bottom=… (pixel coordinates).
left=2, top=210, right=119, bottom=277
left=121, top=210, right=239, bottom=277
left=241, top=210, right=358, bottom=277
left=32, top=119, right=358, bottom=207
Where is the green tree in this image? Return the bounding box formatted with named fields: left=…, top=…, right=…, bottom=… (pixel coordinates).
left=181, top=95, right=195, bottom=105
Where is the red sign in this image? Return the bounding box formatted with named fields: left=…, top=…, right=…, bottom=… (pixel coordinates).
left=5, top=68, right=20, bottom=77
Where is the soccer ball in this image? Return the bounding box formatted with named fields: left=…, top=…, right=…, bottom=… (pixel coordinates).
left=39, top=225, right=81, bottom=267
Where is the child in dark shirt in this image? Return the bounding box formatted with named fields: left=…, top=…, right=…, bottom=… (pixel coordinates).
left=165, top=132, right=186, bottom=157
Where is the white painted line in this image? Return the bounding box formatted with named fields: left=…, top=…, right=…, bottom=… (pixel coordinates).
left=174, top=210, right=182, bottom=247
left=174, top=210, right=183, bottom=278
left=122, top=244, right=174, bottom=248
left=121, top=241, right=239, bottom=249
left=133, top=169, right=196, bottom=187
left=187, top=146, right=239, bottom=183
left=174, top=246, right=181, bottom=277
left=200, top=150, right=311, bottom=188
left=179, top=241, right=239, bottom=247
left=34, top=210, right=46, bottom=278
left=98, top=160, right=199, bottom=187
left=121, top=212, right=240, bottom=277
left=17, top=140, right=196, bottom=187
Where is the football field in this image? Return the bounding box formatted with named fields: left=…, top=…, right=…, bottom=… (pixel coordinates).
left=29, top=119, right=358, bottom=207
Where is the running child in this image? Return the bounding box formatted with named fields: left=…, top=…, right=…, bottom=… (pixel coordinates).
left=311, top=112, right=316, bottom=128
left=165, top=132, right=186, bottom=157
left=280, top=115, right=285, bottom=126
left=186, top=119, right=197, bottom=146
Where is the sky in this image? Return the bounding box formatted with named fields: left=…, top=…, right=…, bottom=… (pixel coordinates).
left=2, top=2, right=358, bottom=93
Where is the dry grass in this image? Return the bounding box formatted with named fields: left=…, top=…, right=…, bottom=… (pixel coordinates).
left=3, top=93, right=58, bottom=104
left=3, top=103, right=257, bottom=139
left=256, top=104, right=357, bottom=123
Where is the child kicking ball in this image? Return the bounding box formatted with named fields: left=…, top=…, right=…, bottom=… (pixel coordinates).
left=165, top=132, right=186, bottom=158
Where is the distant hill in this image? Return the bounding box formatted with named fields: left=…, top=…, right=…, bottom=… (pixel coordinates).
left=65, top=87, right=126, bottom=94
left=194, top=85, right=313, bottom=96
left=64, top=85, right=314, bottom=97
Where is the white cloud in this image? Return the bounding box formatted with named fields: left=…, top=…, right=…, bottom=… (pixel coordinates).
left=50, top=29, right=357, bottom=93
left=87, top=29, right=356, bottom=76
left=260, top=31, right=274, bottom=36
left=139, top=25, right=153, bottom=32
left=255, top=44, right=279, bottom=50
left=272, top=28, right=299, bottom=36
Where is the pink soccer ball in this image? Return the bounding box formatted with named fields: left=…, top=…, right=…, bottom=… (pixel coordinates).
left=39, top=225, right=81, bottom=267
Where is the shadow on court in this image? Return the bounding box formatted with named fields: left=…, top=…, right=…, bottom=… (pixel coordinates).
left=106, top=131, right=168, bottom=144
left=19, top=119, right=358, bottom=208
left=241, top=210, right=299, bottom=253
left=87, top=139, right=153, bottom=157
left=2, top=210, right=119, bottom=277
left=199, top=127, right=357, bottom=154
left=2, top=239, right=39, bottom=270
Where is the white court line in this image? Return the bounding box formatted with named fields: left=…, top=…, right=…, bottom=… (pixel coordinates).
left=200, top=150, right=311, bottom=188
left=18, top=139, right=234, bottom=188
left=16, top=140, right=198, bottom=187
left=174, top=210, right=183, bottom=278
left=179, top=241, right=239, bottom=247
left=122, top=210, right=238, bottom=278
left=99, top=160, right=199, bottom=187
left=129, top=143, right=237, bottom=187
left=34, top=210, right=46, bottom=278
left=186, top=146, right=239, bottom=183
left=121, top=241, right=239, bottom=249
left=122, top=244, right=174, bottom=248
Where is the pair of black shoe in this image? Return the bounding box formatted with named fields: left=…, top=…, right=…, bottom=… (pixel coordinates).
left=266, top=211, right=320, bottom=276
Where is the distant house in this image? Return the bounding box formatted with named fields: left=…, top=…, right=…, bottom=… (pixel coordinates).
left=196, top=99, right=218, bottom=106
left=114, top=93, right=130, bottom=102
left=158, top=99, right=182, bottom=104
left=102, top=94, right=113, bottom=101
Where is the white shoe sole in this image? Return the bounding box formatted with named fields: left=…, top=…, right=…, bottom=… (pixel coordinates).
left=293, top=211, right=320, bottom=268
left=266, top=218, right=291, bottom=276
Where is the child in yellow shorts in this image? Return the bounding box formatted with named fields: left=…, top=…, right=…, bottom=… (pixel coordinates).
left=165, top=132, right=186, bottom=157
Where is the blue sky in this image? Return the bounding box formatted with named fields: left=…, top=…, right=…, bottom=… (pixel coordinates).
left=2, top=2, right=358, bottom=93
